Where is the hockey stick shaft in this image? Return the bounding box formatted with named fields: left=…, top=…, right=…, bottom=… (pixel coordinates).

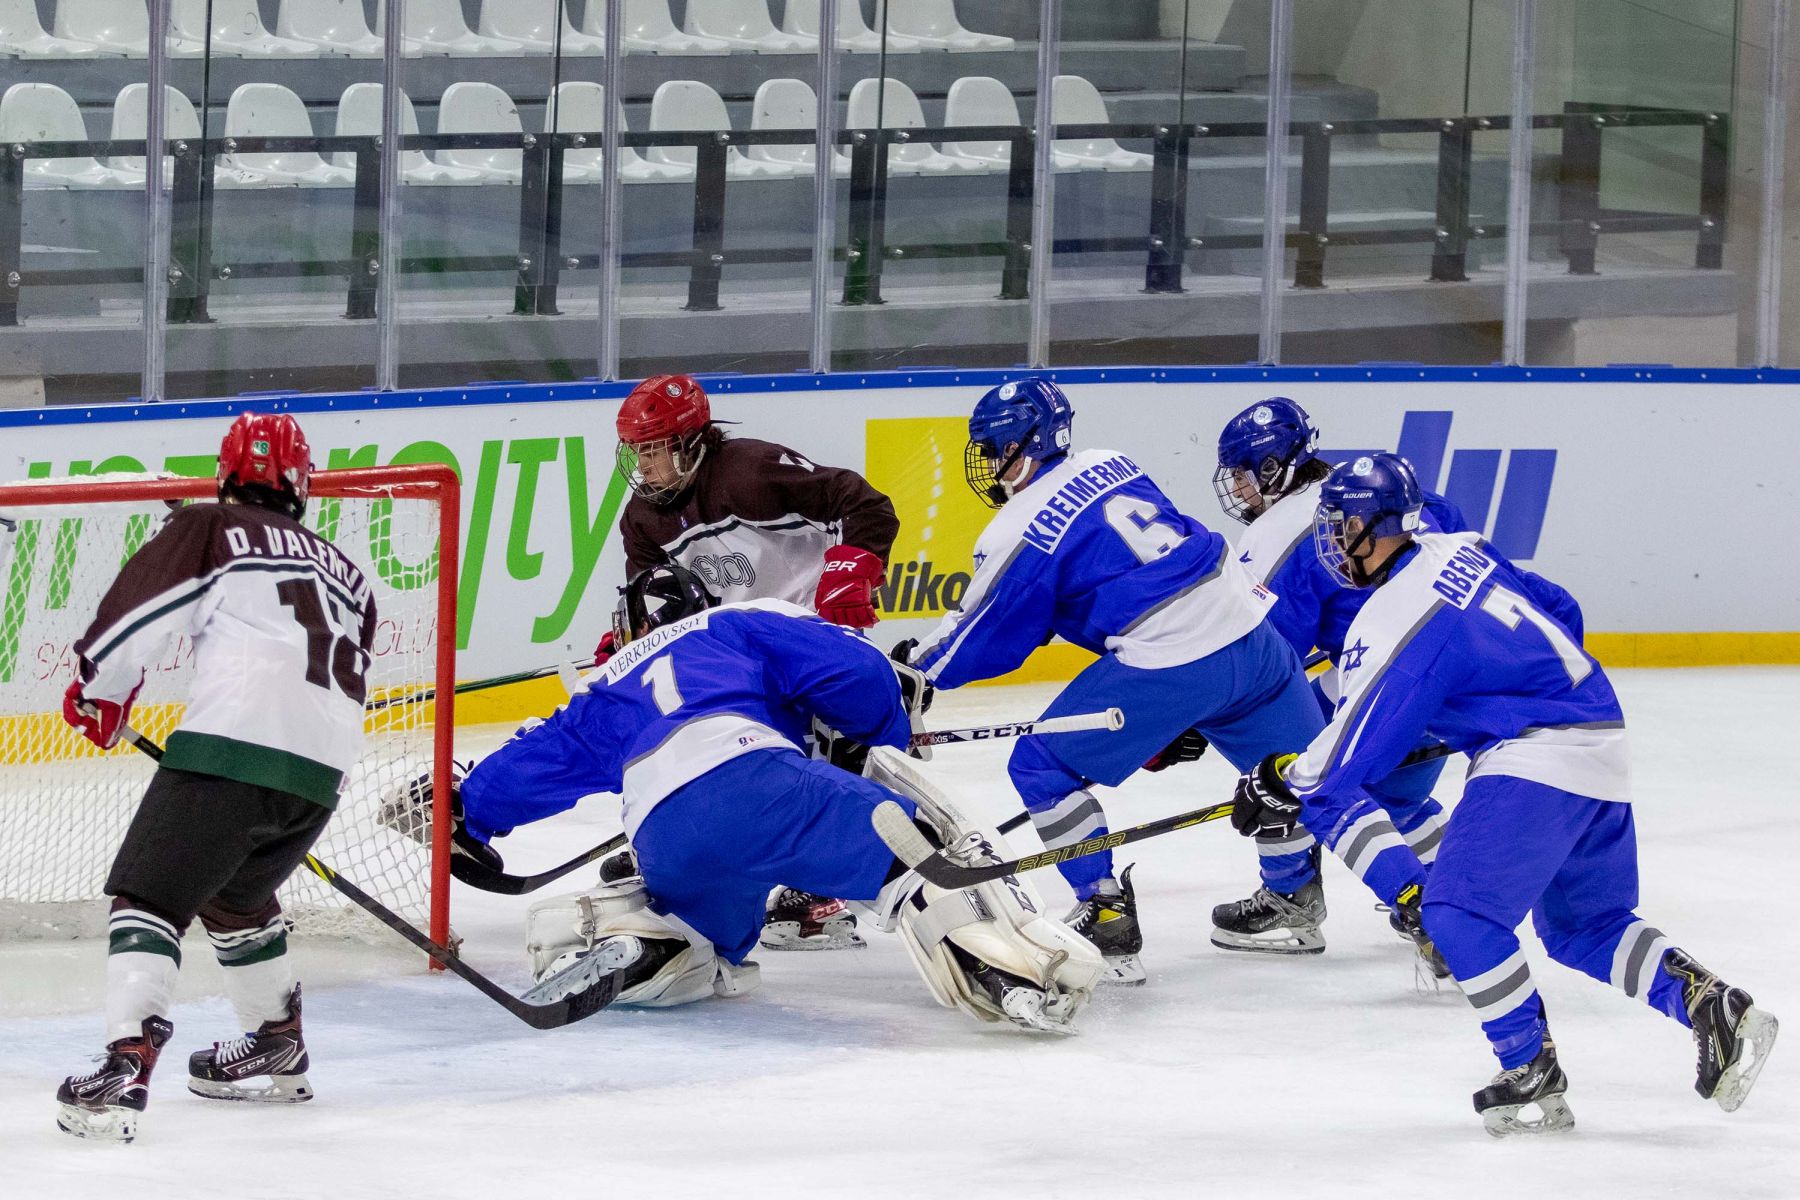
left=880, top=740, right=1460, bottom=888
left=366, top=659, right=597, bottom=714
left=909, top=707, right=1123, bottom=748
left=111, top=723, right=617, bottom=1028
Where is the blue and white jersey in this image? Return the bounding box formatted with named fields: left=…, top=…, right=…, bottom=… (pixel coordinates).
left=555, top=600, right=911, bottom=837
left=1234, top=478, right=1468, bottom=666
left=913, top=449, right=1275, bottom=688
left=1287, top=532, right=1629, bottom=806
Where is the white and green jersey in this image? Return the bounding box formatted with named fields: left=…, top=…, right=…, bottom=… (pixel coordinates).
left=75, top=502, right=376, bottom=809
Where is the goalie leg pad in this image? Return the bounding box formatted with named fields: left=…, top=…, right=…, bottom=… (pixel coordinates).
left=526, top=879, right=755, bottom=1008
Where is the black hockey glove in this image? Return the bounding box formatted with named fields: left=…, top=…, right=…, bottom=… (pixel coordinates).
left=889, top=638, right=918, bottom=667
left=1231, top=752, right=1303, bottom=839
left=1143, top=727, right=1208, bottom=772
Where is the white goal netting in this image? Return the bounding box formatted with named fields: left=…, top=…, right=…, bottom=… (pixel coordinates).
left=0, top=471, right=451, bottom=942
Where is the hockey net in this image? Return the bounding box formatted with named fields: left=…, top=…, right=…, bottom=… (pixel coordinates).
left=0, top=465, right=457, bottom=952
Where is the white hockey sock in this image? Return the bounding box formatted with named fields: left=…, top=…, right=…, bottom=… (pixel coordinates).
left=105, top=907, right=182, bottom=1043
left=209, top=918, right=297, bottom=1030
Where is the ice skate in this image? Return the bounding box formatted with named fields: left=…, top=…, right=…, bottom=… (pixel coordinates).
left=1663, top=948, right=1780, bottom=1112
left=948, top=944, right=1079, bottom=1036
left=187, top=985, right=314, bottom=1104
left=1210, top=875, right=1326, bottom=955
left=759, top=888, right=865, bottom=950
left=56, top=1015, right=173, bottom=1143
left=1064, top=864, right=1147, bottom=985
left=1474, top=1033, right=1575, bottom=1137
left=1389, top=896, right=1451, bottom=979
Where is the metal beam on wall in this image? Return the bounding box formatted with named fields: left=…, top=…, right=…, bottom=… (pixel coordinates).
left=1026, top=0, right=1062, bottom=367
left=375, top=0, right=406, bottom=392
left=1501, top=0, right=1537, bottom=365
left=1755, top=0, right=1793, bottom=367
left=1257, top=0, right=1295, bottom=364
left=140, top=0, right=171, bottom=403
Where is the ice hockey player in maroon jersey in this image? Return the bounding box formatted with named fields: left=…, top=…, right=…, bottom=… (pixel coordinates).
left=54, top=413, right=375, bottom=1143
left=603, top=373, right=900, bottom=951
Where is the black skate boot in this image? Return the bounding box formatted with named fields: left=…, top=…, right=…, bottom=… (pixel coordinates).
left=1473, top=1030, right=1574, bottom=1137
left=946, top=944, right=1077, bottom=1036
left=1389, top=888, right=1451, bottom=979
left=1064, top=864, right=1146, bottom=985
left=598, top=848, right=640, bottom=883
left=1210, top=853, right=1326, bottom=955
left=188, top=984, right=314, bottom=1104
left=759, top=888, right=864, bottom=950
left=1662, top=948, right=1780, bottom=1112
left=56, top=1015, right=174, bottom=1142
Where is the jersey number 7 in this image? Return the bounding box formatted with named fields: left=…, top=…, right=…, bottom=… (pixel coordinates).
left=1479, top=584, right=1591, bottom=687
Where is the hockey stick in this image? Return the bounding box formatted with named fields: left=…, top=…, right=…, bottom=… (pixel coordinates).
left=876, top=741, right=1461, bottom=888
left=109, top=722, right=622, bottom=1030
left=451, top=709, right=1126, bottom=895
left=365, top=659, right=597, bottom=715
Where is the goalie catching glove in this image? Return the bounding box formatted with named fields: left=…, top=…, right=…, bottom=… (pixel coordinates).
left=813, top=654, right=934, bottom=773
left=1231, top=752, right=1303, bottom=838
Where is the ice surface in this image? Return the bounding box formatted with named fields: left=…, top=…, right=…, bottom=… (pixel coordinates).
left=2, top=669, right=1795, bottom=1199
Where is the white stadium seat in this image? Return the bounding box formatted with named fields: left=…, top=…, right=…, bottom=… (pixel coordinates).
left=438, top=81, right=601, bottom=184
left=333, top=82, right=484, bottom=185
left=1052, top=74, right=1153, bottom=172
left=374, top=0, right=519, bottom=56
left=547, top=81, right=689, bottom=183
left=0, top=82, right=131, bottom=188
left=887, top=0, right=1013, bottom=52
left=782, top=0, right=919, bottom=53
left=846, top=77, right=985, bottom=176
left=589, top=0, right=729, bottom=55
left=943, top=76, right=1095, bottom=173
left=224, top=82, right=355, bottom=186
left=683, top=0, right=810, bottom=54
left=172, top=0, right=320, bottom=57
left=1, top=0, right=108, bottom=58
left=748, top=77, right=849, bottom=178
left=480, top=0, right=605, bottom=55
left=277, top=0, right=383, bottom=57
left=55, top=0, right=205, bottom=56
left=647, top=80, right=794, bottom=180
left=108, top=83, right=269, bottom=187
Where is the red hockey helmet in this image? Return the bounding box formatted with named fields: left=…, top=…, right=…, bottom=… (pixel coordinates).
left=615, top=375, right=712, bottom=503
left=217, top=411, right=313, bottom=517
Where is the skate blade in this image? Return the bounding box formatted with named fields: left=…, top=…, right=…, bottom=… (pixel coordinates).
left=523, top=937, right=638, bottom=1004
left=1482, top=1094, right=1575, bottom=1138
left=56, top=1103, right=139, bottom=1143
left=187, top=1073, right=314, bottom=1104
left=1714, top=1007, right=1779, bottom=1113
left=757, top=921, right=867, bottom=952
left=1210, top=928, right=1326, bottom=956
left=1101, top=954, right=1148, bottom=986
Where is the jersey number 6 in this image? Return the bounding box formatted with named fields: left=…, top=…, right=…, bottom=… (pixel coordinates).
left=1103, top=495, right=1186, bottom=564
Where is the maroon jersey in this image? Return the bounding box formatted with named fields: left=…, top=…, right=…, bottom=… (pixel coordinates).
left=621, top=438, right=898, bottom=608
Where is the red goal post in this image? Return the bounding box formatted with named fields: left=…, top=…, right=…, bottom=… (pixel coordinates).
left=0, top=464, right=459, bottom=959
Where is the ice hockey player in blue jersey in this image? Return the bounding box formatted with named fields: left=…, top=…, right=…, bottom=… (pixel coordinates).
left=453, top=565, right=1104, bottom=1035
left=1210, top=398, right=1467, bottom=959
left=1227, top=453, right=1779, bottom=1135
left=901, top=378, right=1329, bottom=984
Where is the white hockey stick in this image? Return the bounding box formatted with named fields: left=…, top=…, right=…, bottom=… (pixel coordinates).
left=909, top=707, right=1123, bottom=748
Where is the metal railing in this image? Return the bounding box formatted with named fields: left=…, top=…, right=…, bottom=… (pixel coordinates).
left=0, top=103, right=1730, bottom=330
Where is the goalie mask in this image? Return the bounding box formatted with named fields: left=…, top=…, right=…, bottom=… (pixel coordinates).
left=612, top=564, right=718, bottom=646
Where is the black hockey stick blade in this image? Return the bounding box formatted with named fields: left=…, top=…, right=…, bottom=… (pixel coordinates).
left=301, top=855, right=621, bottom=1029
left=113, top=724, right=618, bottom=1029
left=450, top=832, right=628, bottom=896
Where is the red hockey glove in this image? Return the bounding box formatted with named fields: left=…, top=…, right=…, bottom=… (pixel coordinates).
left=592, top=630, right=618, bottom=666
left=62, top=678, right=140, bottom=751
left=815, top=545, right=883, bottom=629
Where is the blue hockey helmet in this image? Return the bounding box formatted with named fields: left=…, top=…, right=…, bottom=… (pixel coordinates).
left=1214, top=397, right=1319, bottom=524
left=964, top=378, right=1074, bottom=508
left=1313, top=452, right=1425, bottom=589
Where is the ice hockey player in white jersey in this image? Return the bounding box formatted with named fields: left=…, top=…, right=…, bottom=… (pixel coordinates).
left=456, top=564, right=1103, bottom=1035
left=1210, top=397, right=1467, bottom=960
left=900, top=379, right=1331, bottom=984
left=1227, top=453, right=1778, bottom=1135
left=53, top=413, right=374, bottom=1142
